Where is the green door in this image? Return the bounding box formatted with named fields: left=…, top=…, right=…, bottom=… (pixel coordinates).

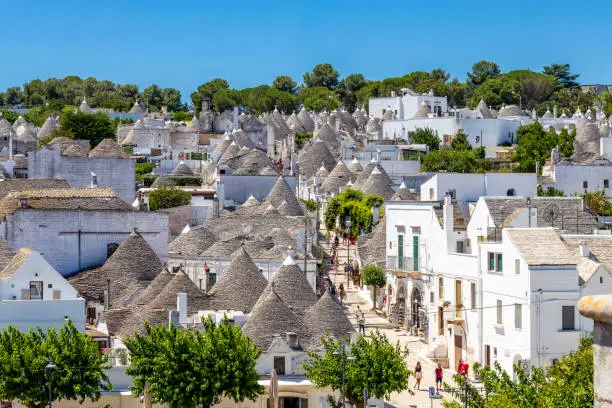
left=413, top=235, right=419, bottom=271
left=398, top=235, right=404, bottom=269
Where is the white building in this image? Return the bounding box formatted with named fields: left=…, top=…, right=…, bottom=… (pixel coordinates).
left=369, top=89, right=448, bottom=120
left=0, top=248, right=85, bottom=331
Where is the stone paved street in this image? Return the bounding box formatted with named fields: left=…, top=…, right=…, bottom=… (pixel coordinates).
left=321, top=237, right=456, bottom=408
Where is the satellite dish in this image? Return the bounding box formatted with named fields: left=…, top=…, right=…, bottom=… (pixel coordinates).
left=543, top=203, right=559, bottom=223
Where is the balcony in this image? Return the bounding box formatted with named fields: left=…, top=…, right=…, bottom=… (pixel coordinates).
left=386, top=256, right=416, bottom=273
left=486, top=227, right=502, bottom=242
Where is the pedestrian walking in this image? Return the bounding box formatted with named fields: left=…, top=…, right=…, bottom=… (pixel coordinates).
left=358, top=313, right=366, bottom=334
left=414, top=362, right=422, bottom=390
left=338, top=283, right=346, bottom=305
left=435, top=363, right=443, bottom=392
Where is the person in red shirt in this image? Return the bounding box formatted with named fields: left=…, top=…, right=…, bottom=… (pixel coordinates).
left=459, top=360, right=469, bottom=376
left=435, top=363, right=443, bottom=392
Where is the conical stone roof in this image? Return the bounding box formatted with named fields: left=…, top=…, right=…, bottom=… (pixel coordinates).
left=242, top=286, right=305, bottom=351
left=320, top=161, right=354, bottom=193
left=314, top=123, right=339, bottom=144
left=297, top=140, right=337, bottom=179
left=498, top=105, right=527, bottom=117
left=89, top=139, right=128, bottom=158
left=305, top=291, right=354, bottom=348
left=242, top=194, right=260, bottom=207
left=476, top=99, right=493, bottom=119
left=218, top=141, right=241, bottom=164
left=262, top=176, right=304, bottom=216
left=260, top=256, right=317, bottom=315
left=186, top=115, right=199, bottom=131
left=148, top=270, right=208, bottom=313
left=172, top=161, right=194, bottom=175
left=17, top=128, right=37, bottom=143
left=391, top=182, right=419, bottom=201
left=12, top=116, right=27, bottom=130
left=208, top=247, right=268, bottom=312
left=37, top=116, right=58, bottom=140
left=133, top=269, right=173, bottom=306
left=0, top=118, right=15, bottom=137
left=169, top=225, right=217, bottom=257
left=286, top=113, right=306, bottom=133
left=128, top=101, right=144, bottom=114
left=298, top=108, right=315, bottom=132
left=347, top=158, right=363, bottom=173
left=353, top=159, right=377, bottom=189
left=79, top=98, right=92, bottom=113
left=362, top=167, right=394, bottom=200
left=315, top=163, right=330, bottom=178
left=277, top=200, right=291, bottom=216
left=213, top=134, right=233, bottom=158
left=413, top=102, right=430, bottom=118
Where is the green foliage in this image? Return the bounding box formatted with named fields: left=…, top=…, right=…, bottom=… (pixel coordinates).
left=444, top=337, right=593, bottom=408
left=303, top=332, right=411, bottom=407
left=59, top=108, right=115, bottom=147
left=596, top=92, right=612, bottom=117
left=412, top=127, right=441, bottom=151
left=301, top=86, right=340, bottom=112
left=473, top=146, right=485, bottom=159
left=422, top=149, right=477, bottom=173
left=170, top=177, right=203, bottom=186
left=537, top=185, right=565, bottom=197
left=582, top=190, right=612, bottom=216
left=514, top=123, right=558, bottom=172
left=468, top=76, right=519, bottom=109
left=136, top=174, right=158, bottom=188
left=0, top=109, right=20, bottom=122
left=362, top=265, right=386, bottom=308
left=324, top=188, right=382, bottom=236
left=148, top=186, right=192, bottom=211
left=467, top=60, right=501, bottom=87
left=300, top=198, right=317, bottom=212
left=125, top=316, right=263, bottom=408
left=558, top=128, right=576, bottom=157
left=135, top=162, right=153, bottom=175
left=171, top=111, right=194, bottom=122
left=450, top=130, right=472, bottom=151
left=272, top=75, right=297, bottom=93
left=543, top=63, right=580, bottom=90
left=303, top=63, right=340, bottom=89
left=295, top=131, right=314, bottom=150
left=0, top=321, right=111, bottom=408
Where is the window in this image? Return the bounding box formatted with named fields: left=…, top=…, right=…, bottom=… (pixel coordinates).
left=439, top=277, right=444, bottom=299
left=470, top=282, right=476, bottom=310
left=488, top=252, right=495, bottom=271
left=506, top=188, right=516, bottom=196
left=412, top=235, right=419, bottom=271
left=515, top=304, right=522, bottom=329
left=456, top=241, right=464, bottom=253
left=605, top=179, right=609, bottom=188
left=207, top=273, right=217, bottom=289
left=274, top=356, right=286, bottom=375
left=47, top=283, right=53, bottom=288
left=429, top=188, right=434, bottom=200
left=497, top=300, right=503, bottom=325
left=601, top=276, right=604, bottom=284
left=430, top=291, right=434, bottom=304
left=562, top=306, right=575, bottom=331
left=496, top=254, right=503, bottom=272
left=455, top=280, right=462, bottom=317
left=515, top=259, right=520, bottom=275
left=52, top=290, right=61, bottom=300
left=583, top=181, right=588, bottom=189
left=447, top=189, right=456, bottom=199
left=29, top=281, right=43, bottom=300
left=397, top=234, right=404, bottom=268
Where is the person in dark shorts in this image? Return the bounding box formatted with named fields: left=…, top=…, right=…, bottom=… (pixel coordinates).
left=435, top=363, right=443, bottom=392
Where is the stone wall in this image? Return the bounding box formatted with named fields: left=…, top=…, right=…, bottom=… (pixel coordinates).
left=28, top=147, right=136, bottom=203
left=4, top=209, right=168, bottom=276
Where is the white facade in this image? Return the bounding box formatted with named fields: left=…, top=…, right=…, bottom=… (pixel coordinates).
left=543, top=164, right=612, bottom=195
left=369, top=89, right=448, bottom=120
left=0, top=249, right=86, bottom=331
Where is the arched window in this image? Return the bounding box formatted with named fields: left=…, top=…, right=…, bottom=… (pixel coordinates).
left=507, top=188, right=516, bottom=196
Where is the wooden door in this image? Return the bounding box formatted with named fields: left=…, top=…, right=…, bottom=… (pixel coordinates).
left=485, top=345, right=491, bottom=368
left=454, top=335, right=463, bottom=370
left=438, top=306, right=444, bottom=335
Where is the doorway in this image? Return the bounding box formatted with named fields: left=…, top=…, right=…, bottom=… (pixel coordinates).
left=454, top=335, right=463, bottom=369
left=438, top=306, right=444, bottom=335
left=410, top=288, right=422, bottom=328
left=485, top=345, right=491, bottom=368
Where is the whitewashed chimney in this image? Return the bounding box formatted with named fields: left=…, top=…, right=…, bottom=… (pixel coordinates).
left=580, top=243, right=590, bottom=258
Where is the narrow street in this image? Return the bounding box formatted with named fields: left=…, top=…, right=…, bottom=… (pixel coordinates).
left=320, top=237, right=454, bottom=408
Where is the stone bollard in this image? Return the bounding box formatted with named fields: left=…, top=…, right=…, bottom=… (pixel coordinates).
left=579, top=295, right=612, bottom=408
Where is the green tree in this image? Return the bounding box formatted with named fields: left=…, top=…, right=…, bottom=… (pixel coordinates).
left=324, top=188, right=383, bottom=236
left=272, top=75, right=297, bottom=93
left=212, top=88, right=239, bottom=112
left=422, top=149, right=477, bottom=173
left=537, top=185, right=565, bottom=197
left=558, top=127, right=576, bottom=157
left=192, top=78, right=230, bottom=113
left=468, top=76, right=519, bottom=109
left=0, top=109, right=20, bottom=122
left=171, top=111, right=194, bottom=122
left=295, top=131, right=314, bottom=150
left=505, top=70, right=556, bottom=109
left=59, top=108, right=115, bottom=147
left=411, top=127, right=441, bottom=151
left=148, top=186, right=192, bottom=211
left=142, top=84, right=164, bottom=111
left=582, top=190, right=612, bottom=216
left=450, top=130, right=472, bottom=151
left=543, top=63, right=580, bottom=90
left=303, top=332, right=411, bottom=408
left=301, top=86, right=340, bottom=112
left=361, top=265, right=386, bottom=309
left=0, top=321, right=111, bottom=408
left=162, top=88, right=182, bottom=111
left=514, top=123, right=558, bottom=172
left=6, top=86, right=23, bottom=106
left=40, top=127, right=75, bottom=146
left=125, top=316, right=263, bottom=408
left=467, top=60, right=501, bottom=88
left=303, top=63, right=340, bottom=90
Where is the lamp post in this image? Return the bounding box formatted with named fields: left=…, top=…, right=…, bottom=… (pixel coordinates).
left=45, top=359, right=56, bottom=408
left=512, top=91, right=522, bottom=110
left=345, top=215, right=352, bottom=266
left=333, top=343, right=356, bottom=408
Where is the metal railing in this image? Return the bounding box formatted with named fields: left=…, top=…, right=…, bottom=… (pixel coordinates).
left=386, top=256, right=415, bottom=271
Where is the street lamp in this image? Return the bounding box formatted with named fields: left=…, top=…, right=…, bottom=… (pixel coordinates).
left=345, top=215, right=352, bottom=268
left=333, top=342, right=356, bottom=408
left=45, top=359, right=56, bottom=408
left=512, top=91, right=522, bottom=110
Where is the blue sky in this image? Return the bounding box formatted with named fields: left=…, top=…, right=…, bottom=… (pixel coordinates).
left=1, top=0, right=611, bottom=101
